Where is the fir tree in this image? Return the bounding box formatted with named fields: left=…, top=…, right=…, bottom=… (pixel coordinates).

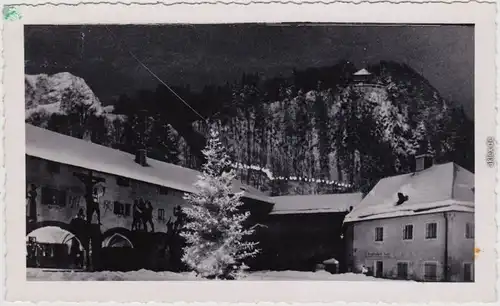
left=410, top=121, right=427, bottom=155
left=164, top=125, right=181, bottom=164
left=181, top=129, right=259, bottom=279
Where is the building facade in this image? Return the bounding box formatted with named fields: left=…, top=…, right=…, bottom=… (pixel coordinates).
left=27, top=155, right=189, bottom=232
left=348, top=211, right=474, bottom=282
left=344, top=157, right=475, bottom=282
left=25, top=124, right=274, bottom=271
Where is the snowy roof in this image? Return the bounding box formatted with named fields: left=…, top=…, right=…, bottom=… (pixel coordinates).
left=344, top=162, right=474, bottom=223
left=25, top=124, right=273, bottom=204
left=353, top=68, right=371, bottom=76
left=323, top=258, right=339, bottom=265
left=270, top=193, right=363, bottom=215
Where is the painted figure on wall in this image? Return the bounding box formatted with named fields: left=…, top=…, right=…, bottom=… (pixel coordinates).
left=26, top=236, right=41, bottom=268
left=73, top=170, right=105, bottom=226
left=132, top=199, right=144, bottom=231
left=89, top=187, right=102, bottom=225
left=73, top=170, right=105, bottom=271
left=131, top=198, right=155, bottom=233
left=26, top=183, right=38, bottom=223
left=143, top=201, right=155, bottom=232
left=66, top=207, right=89, bottom=269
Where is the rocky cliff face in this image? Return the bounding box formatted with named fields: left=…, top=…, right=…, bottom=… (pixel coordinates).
left=26, top=72, right=119, bottom=139
left=25, top=72, right=189, bottom=165
left=193, top=62, right=473, bottom=195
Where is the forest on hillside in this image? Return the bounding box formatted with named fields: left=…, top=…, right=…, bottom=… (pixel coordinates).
left=26, top=60, right=474, bottom=196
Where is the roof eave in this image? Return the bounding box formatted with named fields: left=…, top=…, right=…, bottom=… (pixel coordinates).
left=345, top=203, right=474, bottom=223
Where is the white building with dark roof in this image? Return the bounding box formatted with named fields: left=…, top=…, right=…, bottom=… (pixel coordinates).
left=343, top=155, right=475, bottom=282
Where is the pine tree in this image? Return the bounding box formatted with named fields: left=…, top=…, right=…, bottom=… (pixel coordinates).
left=313, top=87, right=330, bottom=180
left=410, top=121, right=427, bottom=155
left=181, top=129, right=259, bottom=279
left=164, top=125, right=181, bottom=164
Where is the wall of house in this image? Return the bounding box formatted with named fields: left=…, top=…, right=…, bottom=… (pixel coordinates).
left=350, top=213, right=446, bottom=281
left=26, top=155, right=273, bottom=271
left=348, top=211, right=475, bottom=282
left=26, top=156, right=186, bottom=235
left=448, top=211, right=475, bottom=282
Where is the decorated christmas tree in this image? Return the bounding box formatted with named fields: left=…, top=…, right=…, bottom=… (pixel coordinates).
left=181, top=128, right=259, bottom=279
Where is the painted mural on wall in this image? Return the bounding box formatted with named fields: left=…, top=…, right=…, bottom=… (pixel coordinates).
left=131, top=199, right=155, bottom=232
left=25, top=156, right=194, bottom=271
left=26, top=178, right=186, bottom=234
left=26, top=183, right=38, bottom=224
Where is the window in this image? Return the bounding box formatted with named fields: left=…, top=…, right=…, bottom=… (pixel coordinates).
left=425, top=223, right=437, bottom=239
left=403, top=224, right=413, bottom=240
left=116, top=176, right=130, bottom=187
left=158, top=186, right=170, bottom=195
left=465, top=223, right=474, bottom=239
left=375, top=227, right=384, bottom=241
left=397, top=262, right=409, bottom=279
left=113, top=201, right=125, bottom=215
left=46, top=161, right=60, bottom=174
left=41, top=187, right=66, bottom=206
left=171, top=190, right=183, bottom=197
left=424, top=262, right=438, bottom=281
left=103, top=200, right=112, bottom=212
left=68, top=195, right=81, bottom=208
left=158, top=209, right=165, bottom=220
left=124, top=204, right=131, bottom=216
left=463, top=263, right=474, bottom=282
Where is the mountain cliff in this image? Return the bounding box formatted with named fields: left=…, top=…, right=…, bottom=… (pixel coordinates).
left=25, top=72, right=189, bottom=165
left=193, top=61, right=473, bottom=195
left=25, top=62, right=473, bottom=196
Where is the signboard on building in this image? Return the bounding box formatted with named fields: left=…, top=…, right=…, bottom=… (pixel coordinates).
left=366, top=252, right=391, bottom=258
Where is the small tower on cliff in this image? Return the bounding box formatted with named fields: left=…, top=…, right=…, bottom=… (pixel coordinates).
left=352, top=68, right=372, bottom=84
left=350, top=68, right=387, bottom=104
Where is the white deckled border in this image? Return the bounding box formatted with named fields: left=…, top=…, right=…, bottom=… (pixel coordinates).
left=1, top=0, right=498, bottom=304
left=1, top=0, right=498, bottom=5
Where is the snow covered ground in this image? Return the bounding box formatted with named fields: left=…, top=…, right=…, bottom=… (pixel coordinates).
left=27, top=268, right=397, bottom=281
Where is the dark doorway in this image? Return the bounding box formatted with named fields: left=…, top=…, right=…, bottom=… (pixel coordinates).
left=375, top=260, right=384, bottom=278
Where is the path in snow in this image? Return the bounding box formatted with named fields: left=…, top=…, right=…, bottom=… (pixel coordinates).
left=27, top=268, right=398, bottom=281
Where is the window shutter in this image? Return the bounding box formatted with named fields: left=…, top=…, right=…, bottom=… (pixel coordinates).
left=113, top=201, right=120, bottom=214
left=58, top=190, right=67, bottom=207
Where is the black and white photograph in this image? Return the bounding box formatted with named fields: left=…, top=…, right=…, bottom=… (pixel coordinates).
left=21, top=22, right=478, bottom=283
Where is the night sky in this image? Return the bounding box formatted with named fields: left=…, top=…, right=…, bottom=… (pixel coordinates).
left=24, top=24, right=474, bottom=118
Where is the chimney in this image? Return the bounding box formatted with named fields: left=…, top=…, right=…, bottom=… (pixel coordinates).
left=415, top=153, right=434, bottom=172
left=135, top=148, right=148, bottom=167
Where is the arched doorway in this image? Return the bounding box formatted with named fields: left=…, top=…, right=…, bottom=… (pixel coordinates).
left=26, top=226, right=86, bottom=269
left=102, top=233, right=134, bottom=248
left=101, top=229, right=138, bottom=271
